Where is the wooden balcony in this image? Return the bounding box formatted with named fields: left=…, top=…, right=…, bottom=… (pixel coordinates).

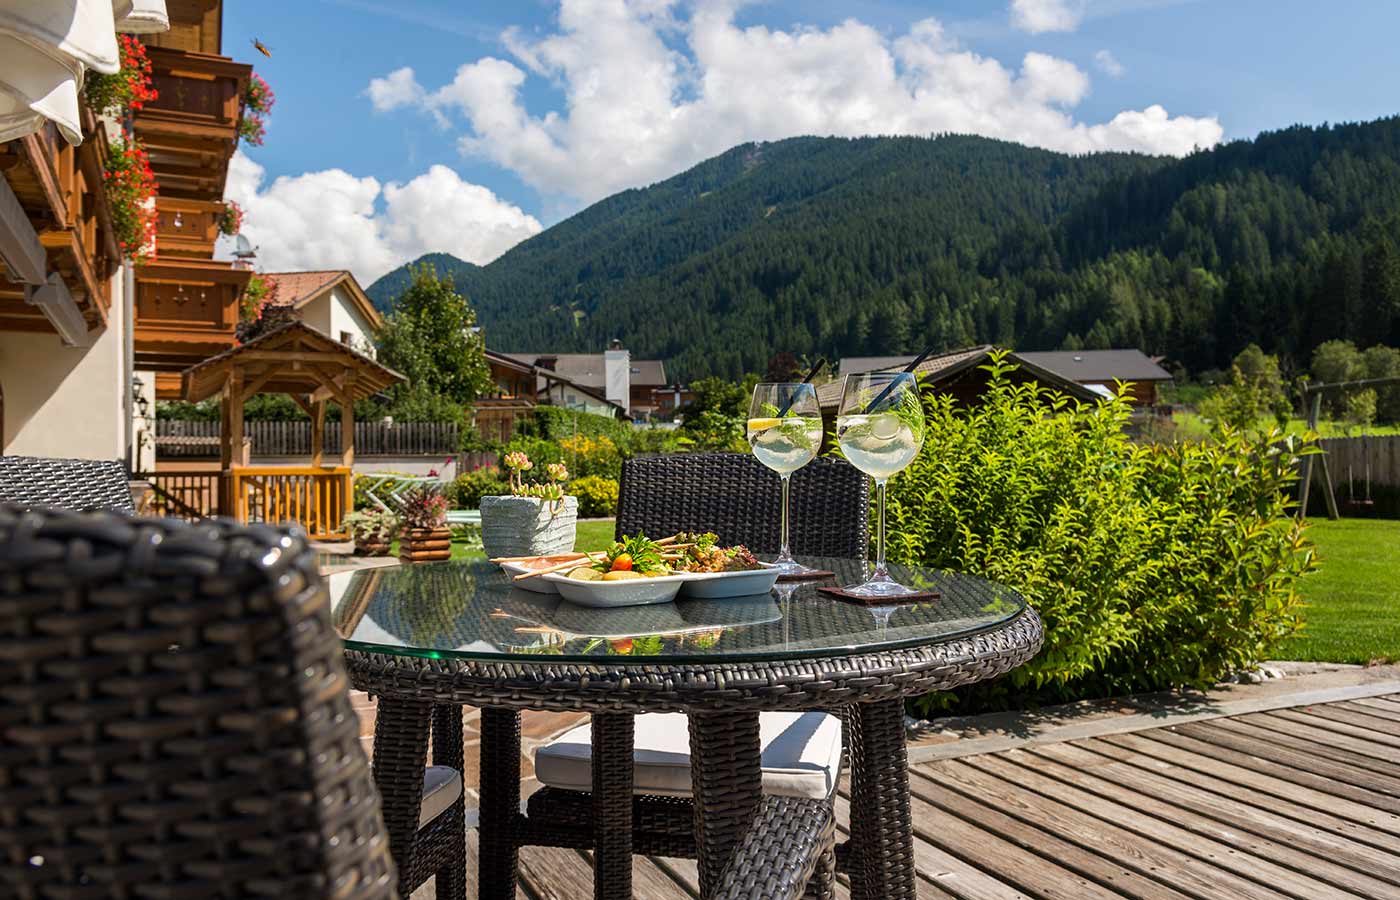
left=133, top=257, right=249, bottom=371
left=153, top=197, right=222, bottom=258
left=130, top=46, right=250, bottom=200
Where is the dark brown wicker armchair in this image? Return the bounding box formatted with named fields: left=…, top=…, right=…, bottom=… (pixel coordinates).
left=616, top=453, right=870, bottom=557
left=0, top=507, right=400, bottom=899
left=0, top=455, right=135, bottom=512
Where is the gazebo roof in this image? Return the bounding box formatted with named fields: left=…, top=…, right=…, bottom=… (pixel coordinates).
left=181, top=320, right=405, bottom=402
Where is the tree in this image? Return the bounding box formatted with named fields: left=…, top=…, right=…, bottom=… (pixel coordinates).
left=1231, top=343, right=1292, bottom=426
left=765, top=352, right=801, bottom=383
left=1310, top=340, right=1362, bottom=417
left=1361, top=344, right=1400, bottom=423
left=376, top=265, right=492, bottom=407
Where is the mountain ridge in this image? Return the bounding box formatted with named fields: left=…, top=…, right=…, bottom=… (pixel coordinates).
left=368, top=121, right=1400, bottom=380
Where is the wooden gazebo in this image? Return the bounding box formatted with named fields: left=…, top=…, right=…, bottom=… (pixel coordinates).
left=181, top=321, right=404, bottom=539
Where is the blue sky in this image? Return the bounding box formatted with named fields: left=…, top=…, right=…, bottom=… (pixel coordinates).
left=221, top=0, right=1400, bottom=282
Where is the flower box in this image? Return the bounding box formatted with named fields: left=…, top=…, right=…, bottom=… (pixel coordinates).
left=400, top=526, right=452, bottom=562
left=480, top=495, right=578, bottom=559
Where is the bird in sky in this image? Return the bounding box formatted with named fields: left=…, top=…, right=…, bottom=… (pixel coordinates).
left=251, top=38, right=272, bottom=58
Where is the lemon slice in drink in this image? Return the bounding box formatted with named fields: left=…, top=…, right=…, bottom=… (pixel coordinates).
left=870, top=413, right=902, bottom=441
left=747, top=417, right=781, bottom=432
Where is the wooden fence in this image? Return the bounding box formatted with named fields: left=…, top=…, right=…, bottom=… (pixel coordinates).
left=156, top=420, right=460, bottom=457
left=1319, top=435, right=1400, bottom=487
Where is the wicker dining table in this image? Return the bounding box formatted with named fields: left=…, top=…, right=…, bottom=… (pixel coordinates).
left=329, top=557, right=1043, bottom=900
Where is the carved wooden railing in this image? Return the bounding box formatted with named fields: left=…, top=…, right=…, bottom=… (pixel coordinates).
left=141, top=469, right=221, bottom=520
left=228, top=466, right=353, bottom=541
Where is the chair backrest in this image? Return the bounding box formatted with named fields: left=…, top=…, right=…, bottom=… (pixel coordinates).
left=0, top=455, right=135, bottom=513
left=616, top=453, right=869, bottom=559
left=0, top=506, right=397, bottom=898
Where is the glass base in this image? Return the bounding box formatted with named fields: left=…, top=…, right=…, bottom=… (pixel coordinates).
left=767, top=558, right=825, bottom=577
left=840, top=573, right=923, bottom=598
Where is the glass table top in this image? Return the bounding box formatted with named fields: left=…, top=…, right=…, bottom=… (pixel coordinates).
left=329, top=558, right=1026, bottom=665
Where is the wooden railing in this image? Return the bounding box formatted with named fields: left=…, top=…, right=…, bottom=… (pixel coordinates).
left=229, top=466, right=353, bottom=540
left=157, top=419, right=461, bottom=456
left=142, top=469, right=221, bottom=520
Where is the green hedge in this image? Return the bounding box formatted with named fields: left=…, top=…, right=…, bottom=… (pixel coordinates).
left=568, top=475, right=620, bottom=517
left=447, top=467, right=510, bottom=509
left=887, top=357, right=1316, bottom=714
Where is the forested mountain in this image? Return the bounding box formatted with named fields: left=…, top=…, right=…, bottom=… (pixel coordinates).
left=367, top=120, right=1400, bottom=380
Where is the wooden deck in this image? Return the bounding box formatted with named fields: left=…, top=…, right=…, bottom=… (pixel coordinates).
left=433, top=691, right=1400, bottom=899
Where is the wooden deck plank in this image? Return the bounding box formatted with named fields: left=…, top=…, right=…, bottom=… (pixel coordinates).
left=1209, top=714, right=1400, bottom=775
left=1133, top=728, right=1400, bottom=816
left=833, top=792, right=1032, bottom=900
left=1342, top=697, right=1400, bottom=723
left=1354, top=694, right=1400, bottom=713
left=1087, top=733, right=1400, bottom=852
left=1271, top=705, right=1400, bottom=746
left=1009, top=744, right=1400, bottom=900
left=931, top=757, right=1297, bottom=900
left=1170, top=720, right=1400, bottom=799
left=905, top=765, right=1188, bottom=900
left=517, top=846, right=598, bottom=900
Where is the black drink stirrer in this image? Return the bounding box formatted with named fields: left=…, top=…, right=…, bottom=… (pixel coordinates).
left=775, top=357, right=828, bottom=417
left=862, top=349, right=931, bottom=414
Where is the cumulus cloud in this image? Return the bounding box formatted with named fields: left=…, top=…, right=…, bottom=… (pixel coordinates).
left=366, top=66, right=426, bottom=112
left=1010, top=0, right=1086, bottom=34
left=373, top=1, right=1221, bottom=206
left=1094, top=49, right=1125, bottom=78
left=221, top=151, right=542, bottom=284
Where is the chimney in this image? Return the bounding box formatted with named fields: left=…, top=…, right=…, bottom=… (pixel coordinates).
left=604, top=339, right=630, bottom=412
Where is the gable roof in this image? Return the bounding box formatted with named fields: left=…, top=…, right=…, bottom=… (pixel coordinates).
left=821, top=346, right=1100, bottom=408
left=506, top=353, right=669, bottom=387
left=263, top=270, right=384, bottom=329
left=181, top=320, right=404, bottom=402
left=1015, top=350, right=1174, bottom=383
left=485, top=349, right=628, bottom=416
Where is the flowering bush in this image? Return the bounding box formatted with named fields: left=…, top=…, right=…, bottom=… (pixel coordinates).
left=105, top=133, right=157, bottom=261
left=217, top=200, right=243, bottom=236
left=398, top=484, right=448, bottom=530
left=568, top=475, right=619, bottom=517
left=558, top=433, right=622, bottom=479
left=239, top=273, right=275, bottom=323
left=85, top=35, right=157, bottom=115
left=238, top=72, right=274, bottom=146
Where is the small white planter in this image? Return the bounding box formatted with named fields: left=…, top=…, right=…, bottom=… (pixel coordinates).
left=480, top=495, right=579, bottom=559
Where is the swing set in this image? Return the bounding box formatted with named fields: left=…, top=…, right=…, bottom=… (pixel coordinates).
left=1296, top=375, right=1400, bottom=519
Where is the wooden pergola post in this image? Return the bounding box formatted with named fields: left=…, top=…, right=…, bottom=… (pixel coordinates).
left=310, top=399, right=326, bottom=468
left=341, top=371, right=356, bottom=468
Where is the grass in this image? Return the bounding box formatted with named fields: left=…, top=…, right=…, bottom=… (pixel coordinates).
left=574, top=519, right=616, bottom=553
left=1171, top=411, right=1400, bottom=442
left=1280, top=517, right=1400, bottom=664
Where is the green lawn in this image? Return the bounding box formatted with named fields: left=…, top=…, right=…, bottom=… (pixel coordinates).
left=574, top=519, right=617, bottom=553
left=1172, top=411, right=1400, bottom=442
left=1280, top=518, right=1400, bottom=664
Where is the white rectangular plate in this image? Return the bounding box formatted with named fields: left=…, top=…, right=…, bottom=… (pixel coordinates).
left=499, top=556, right=594, bottom=594
left=674, top=564, right=781, bottom=599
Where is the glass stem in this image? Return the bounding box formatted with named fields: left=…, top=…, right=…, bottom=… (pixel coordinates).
left=873, top=478, right=888, bottom=579
left=778, top=473, right=793, bottom=562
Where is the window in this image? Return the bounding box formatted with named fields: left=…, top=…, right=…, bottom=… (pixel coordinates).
left=340, top=330, right=353, bottom=346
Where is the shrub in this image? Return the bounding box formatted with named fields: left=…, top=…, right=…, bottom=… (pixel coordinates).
left=399, top=484, right=448, bottom=530
left=448, top=467, right=510, bottom=509
left=558, top=433, right=623, bottom=480
left=502, top=436, right=564, bottom=470
left=887, top=356, right=1316, bottom=714
left=341, top=508, right=399, bottom=545
left=533, top=406, right=632, bottom=444
left=569, top=475, right=620, bottom=517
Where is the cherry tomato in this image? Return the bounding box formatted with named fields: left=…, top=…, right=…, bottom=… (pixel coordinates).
left=611, top=554, right=633, bottom=571
left=609, top=639, right=633, bottom=654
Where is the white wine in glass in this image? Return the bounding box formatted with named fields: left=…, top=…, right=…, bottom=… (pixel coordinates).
left=835, top=371, right=925, bottom=597
left=747, top=383, right=823, bottom=577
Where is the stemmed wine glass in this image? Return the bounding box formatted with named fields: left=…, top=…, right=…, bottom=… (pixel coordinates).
left=747, top=383, right=824, bottom=577
left=835, top=372, right=926, bottom=597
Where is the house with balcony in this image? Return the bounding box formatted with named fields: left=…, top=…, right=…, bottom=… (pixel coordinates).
left=262, top=270, right=382, bottom=355
left=504, top=342, right=683, bottom=421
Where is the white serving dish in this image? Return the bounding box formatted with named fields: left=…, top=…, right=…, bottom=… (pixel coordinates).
left=499, top=557, right=594, bottom=595
left=675, top=564, right=781, bottom=599
left=543, top=571, right=686, bottom=608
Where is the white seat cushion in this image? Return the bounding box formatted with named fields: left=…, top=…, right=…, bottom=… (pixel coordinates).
left=534, top=712, right=842, bottom=800
left=419, top=765, right=463, bottom=827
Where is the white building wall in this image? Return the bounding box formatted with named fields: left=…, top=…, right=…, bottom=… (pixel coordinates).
left=0, top=265, right=129, bottom=460
left=302, top=287, right=376, bottom=357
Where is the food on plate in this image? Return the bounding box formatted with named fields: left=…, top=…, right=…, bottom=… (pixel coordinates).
left=516, top=554, right=587, bottom=570
left=601, top=570, right=646, bottom=581
left=673, top=532, right=763, bottom=573
left=562, top=532, right=673, bottom=580
left=567, top=566, right=602, bottom=581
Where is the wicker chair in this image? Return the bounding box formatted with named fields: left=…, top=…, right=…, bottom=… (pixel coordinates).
left=0, top=507, right=462, bottom=899
left=530, top=452, right=869, bottom=897
left=0, top=454, right=135, bottom=512
left=615, top=452, right=869, bottom=557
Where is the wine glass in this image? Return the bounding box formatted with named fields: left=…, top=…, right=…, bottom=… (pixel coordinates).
left=747, top=383, right=824, bottom=577
left=835, top=372, right=926, bottom=597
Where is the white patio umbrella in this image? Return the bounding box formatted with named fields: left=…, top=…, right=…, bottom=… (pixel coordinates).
left=0, top=0, right=122, bottom=145
left=115, top=0, right=168, bottom=35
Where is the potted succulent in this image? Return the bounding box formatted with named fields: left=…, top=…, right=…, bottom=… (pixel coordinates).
left=342, top=507, right=398, bottom=556
left=479, top=453, right=578, bottom=558
left=398, top=484, right=452, bottom=562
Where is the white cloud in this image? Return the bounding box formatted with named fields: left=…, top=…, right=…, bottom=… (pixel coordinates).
left=373, top=1, right=1222, bottom=206
left=1010, top=0, right=1086, bottom=34
left=221, top=151, right=542, bottom=284
left=366, top=66, right=426, bottom=112
left=1094, top=49, right=1125, bottom=77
